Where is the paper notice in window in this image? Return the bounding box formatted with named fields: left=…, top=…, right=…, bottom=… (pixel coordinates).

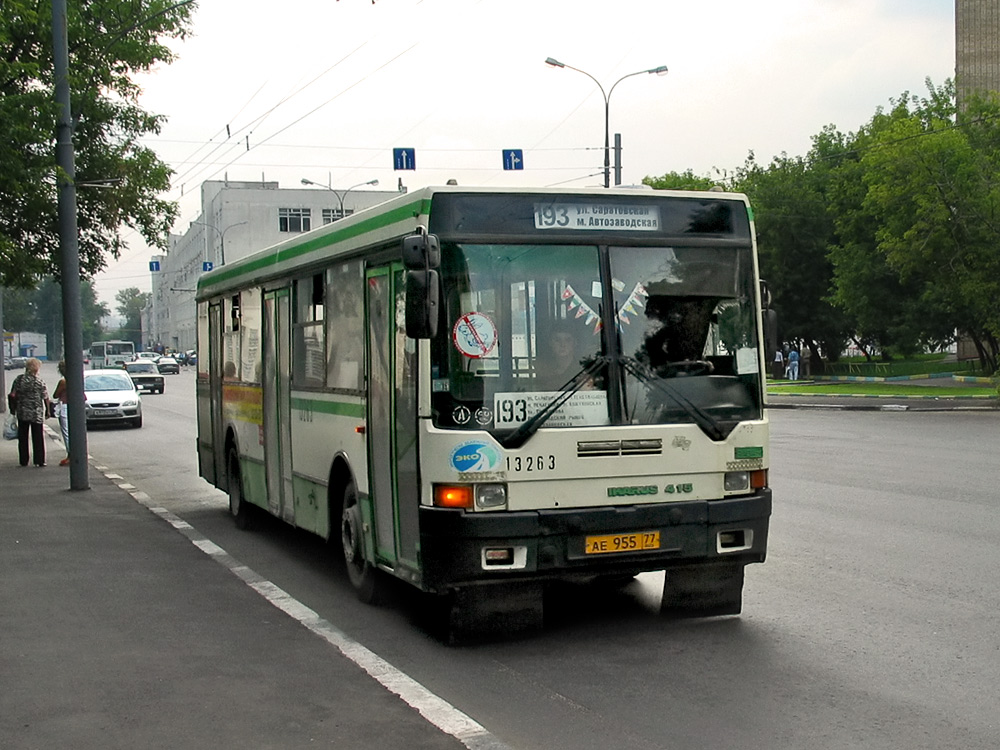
left=736, top=347, right=758, bottom=375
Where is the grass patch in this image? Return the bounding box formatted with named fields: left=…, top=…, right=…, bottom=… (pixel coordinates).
left=769, top=381, right=996, bottom=398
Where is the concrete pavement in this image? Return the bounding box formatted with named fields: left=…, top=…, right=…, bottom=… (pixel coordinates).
left=0, top=425, right=474, bottom=750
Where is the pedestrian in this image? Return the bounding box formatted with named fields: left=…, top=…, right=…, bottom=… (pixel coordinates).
left=52, top=360, right=71, bottom=466
left=787, top=348, right=800, bottom=381
left=8, top=357, right=50, bottom=467
left=772, top=349, right=784, bottom=380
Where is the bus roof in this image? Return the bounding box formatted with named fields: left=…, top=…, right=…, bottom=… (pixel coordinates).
left=195, top=185, right=752, bottom=301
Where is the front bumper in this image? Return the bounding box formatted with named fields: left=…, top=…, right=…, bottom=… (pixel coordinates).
left=418, top=490, right=771, bottom=591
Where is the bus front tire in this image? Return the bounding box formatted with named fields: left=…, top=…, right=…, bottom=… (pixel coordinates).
left=341, top=482, right=381, bottom=604
left=228, top=448, right=253, bottom=530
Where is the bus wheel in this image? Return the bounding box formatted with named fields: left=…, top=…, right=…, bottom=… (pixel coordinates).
left=341, top=481, right=381, bottom=604
left=660, top=563, right=744, bottom=618
left=228, top=448, right=253, bottom=530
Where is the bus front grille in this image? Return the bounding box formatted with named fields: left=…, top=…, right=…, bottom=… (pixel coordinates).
left=577, top=439, right=662, bottom=458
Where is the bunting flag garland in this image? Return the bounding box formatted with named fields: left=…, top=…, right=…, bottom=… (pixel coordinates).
left=616, top=282, right=649, bottom=326
left=561, top=284, right=601, bottom=332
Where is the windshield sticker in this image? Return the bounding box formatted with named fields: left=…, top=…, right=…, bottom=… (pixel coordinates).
left=452, top=406, right=471, bottom=425
left=453, top=312, right=498, bottom=358
left=451, top=441, right=502, bottom=473
left=493, top=391, right=610, bottom=429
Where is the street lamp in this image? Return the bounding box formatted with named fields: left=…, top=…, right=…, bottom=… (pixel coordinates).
left=190, top=220, right=247, bottom=266
left=300, top=178, right=379, bottom=220
left=545, top=57, right=668, bottom=188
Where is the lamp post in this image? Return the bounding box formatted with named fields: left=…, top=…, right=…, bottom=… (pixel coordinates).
left=544, top=58, right=668, bottom=188
left=190, top=220, right=247, bottom=266
left=300, top=178, right=379, bottom=220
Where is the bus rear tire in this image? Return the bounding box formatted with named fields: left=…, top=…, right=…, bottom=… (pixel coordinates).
left=341, top=481, right=381, bottom=604
left=228, top=448, right=253, bottom=530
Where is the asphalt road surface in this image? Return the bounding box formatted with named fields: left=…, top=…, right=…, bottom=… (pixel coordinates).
left=67, top=361, right=1000, bottom=749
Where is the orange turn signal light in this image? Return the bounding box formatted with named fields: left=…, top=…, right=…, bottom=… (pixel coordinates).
left=433, top=485, right=474, bottom=509
left=750, top=469, right=768, bottom=489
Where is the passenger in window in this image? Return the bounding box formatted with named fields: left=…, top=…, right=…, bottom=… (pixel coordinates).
left=535, top=322, right=596, bottom=390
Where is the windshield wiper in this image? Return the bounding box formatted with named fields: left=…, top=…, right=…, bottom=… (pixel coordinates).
left=498, top=356, right=608, bottom=450
left=619, top=356, right=727, bottom=441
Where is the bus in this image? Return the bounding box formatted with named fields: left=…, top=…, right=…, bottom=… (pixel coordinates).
left=195, top=186, right=772, bottom=635
left=89, top=340, right=136, bottom=369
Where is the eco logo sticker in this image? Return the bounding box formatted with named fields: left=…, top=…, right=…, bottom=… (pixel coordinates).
left=450, top=441, right=501, bottom=473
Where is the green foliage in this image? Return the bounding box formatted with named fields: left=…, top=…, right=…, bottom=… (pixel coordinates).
left=643, top=169, right=721, bottom=191
left=0, top=278, right=108, bottom=355
left=0, top=0, right=194, bottom=289
left=115, top=286, right=148, bottom=347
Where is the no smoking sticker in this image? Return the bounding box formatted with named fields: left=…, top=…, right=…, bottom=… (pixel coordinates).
left=452, top=312, right=497, bottom=358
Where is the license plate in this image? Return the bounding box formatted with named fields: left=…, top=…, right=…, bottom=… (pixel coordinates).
left=92, top=409, right=118, bottom=416
left=584, top=531, right=661, bottom=555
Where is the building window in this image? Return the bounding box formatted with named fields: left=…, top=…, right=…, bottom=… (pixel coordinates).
left=279, top=207, right=311, bottom=233
left=321, top=208, right=354, bottom=225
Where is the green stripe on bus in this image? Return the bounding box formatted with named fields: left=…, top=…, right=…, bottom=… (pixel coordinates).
left=290, top=397, right=365, bottom=418
left=198, top=196, right=432, bottom=293
left=734, top=446, right=764, bottom=459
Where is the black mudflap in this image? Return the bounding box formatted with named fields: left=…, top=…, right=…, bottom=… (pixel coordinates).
left=447, top=582, right=545, bottom=644
left=660, top=563, right=745, bottom=618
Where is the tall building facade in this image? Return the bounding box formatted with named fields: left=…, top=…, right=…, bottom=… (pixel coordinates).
left=956, top=0, right=1000, bottom=104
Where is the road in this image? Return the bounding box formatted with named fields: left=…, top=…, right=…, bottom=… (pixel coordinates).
left=63, top=362, right=1000, bottom=749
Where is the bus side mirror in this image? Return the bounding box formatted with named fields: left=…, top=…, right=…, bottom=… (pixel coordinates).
left=405, top=270, right=439, bottom=339
left=402, top=233, right=440, bottom=270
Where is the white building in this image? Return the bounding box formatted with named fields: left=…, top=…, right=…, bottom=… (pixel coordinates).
left=146, top=179, right=402, bottom=352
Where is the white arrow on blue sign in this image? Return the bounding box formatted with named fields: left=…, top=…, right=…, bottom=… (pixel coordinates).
left=393, top=148, right=416, bottom=170
left=202, top=261, right=214, bottom=272
left=149, top=260, right=160, bottom=272
left=503, top=149, right=524, bottom=170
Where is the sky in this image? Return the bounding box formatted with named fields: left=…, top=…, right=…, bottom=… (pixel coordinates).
left=94, top=0, right=957, bottom=308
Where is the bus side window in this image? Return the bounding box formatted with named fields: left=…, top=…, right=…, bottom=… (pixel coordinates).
left=293, top=273, right=326, bottom=388
left=326, top=261, right=364, bottom=391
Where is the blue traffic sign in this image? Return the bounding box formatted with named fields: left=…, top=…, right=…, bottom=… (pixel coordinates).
left=202, top=261, right=214, bottom=272
left=149, top=260, right=160, bottom=272
left=503, top=149, right=524, bottom=170
left=393, top=147, right=416, bottom=170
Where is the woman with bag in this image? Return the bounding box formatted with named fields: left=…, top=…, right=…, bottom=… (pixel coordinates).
left=9, top=358, right=50, bottom=467
left=52, top=360, right=71, bottom=466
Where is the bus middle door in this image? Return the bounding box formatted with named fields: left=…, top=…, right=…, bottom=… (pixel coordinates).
left=262, top=289, right=294, bottom=523
left=365, top=264, right=420, bottom=576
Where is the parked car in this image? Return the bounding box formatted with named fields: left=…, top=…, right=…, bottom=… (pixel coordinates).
left=124, top=361, right=165, bottom=394
left=135, top=351, right=160, bottom=362
left=84, top=369, right=142, bottom=428
left=156, top=356, right=180, bottom=375
left=6, top=355, right=27, bottom=370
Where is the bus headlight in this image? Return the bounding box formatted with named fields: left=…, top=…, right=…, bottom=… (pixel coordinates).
left=475, top=483, right=507, bottom=509
left=724, top=471, right=750, bottom=492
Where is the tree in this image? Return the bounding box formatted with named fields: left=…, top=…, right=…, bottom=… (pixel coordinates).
left=115, top=287, right=148, bottom=347
left=644, top=169, right=721, bottom=191
left=0, top=278, right=107, bottom=355
left=733, top=150, right=852, bottom=368
left=839, top=81, right=1000, bottom=372
left=0, top=0, right=193, bottom=290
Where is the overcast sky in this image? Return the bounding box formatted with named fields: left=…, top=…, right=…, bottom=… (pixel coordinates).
left=94, top=0, right=956, bottom=306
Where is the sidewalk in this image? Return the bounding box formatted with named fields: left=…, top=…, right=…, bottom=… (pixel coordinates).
left=0, top=426, right=467, bottom=750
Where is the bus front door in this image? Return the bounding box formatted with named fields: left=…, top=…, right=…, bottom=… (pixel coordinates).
left=365, top=265, right=420, bottom=575
left=263, top=289, right=294, bottom=523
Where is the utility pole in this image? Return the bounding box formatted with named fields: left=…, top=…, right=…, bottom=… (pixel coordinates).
left=52, top=0, right=89, bottom=489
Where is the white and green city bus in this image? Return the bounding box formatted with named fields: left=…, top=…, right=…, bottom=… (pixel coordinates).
left=195, top=186, right=771, bottom=633
left=89, top=339, right=136, bottom=369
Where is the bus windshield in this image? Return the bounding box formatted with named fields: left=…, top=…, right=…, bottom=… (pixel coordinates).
left=430, top=242, right=762, bottom=440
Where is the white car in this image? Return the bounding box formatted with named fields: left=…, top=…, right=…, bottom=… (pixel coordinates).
left=84, top=369, right=143, bottom=428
